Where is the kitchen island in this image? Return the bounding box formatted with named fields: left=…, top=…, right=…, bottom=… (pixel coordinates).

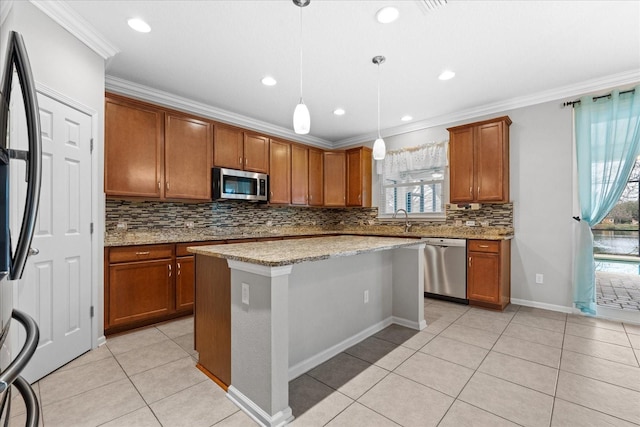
left=189, top=235, right=426, bottom=426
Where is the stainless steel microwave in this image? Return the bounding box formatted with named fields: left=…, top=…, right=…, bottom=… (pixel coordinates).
left=212, top=167, right=269, bottom=202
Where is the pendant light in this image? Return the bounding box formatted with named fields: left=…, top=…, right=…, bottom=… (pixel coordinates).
left=293, top=0, right=310, bottom=134
left=372, top=55, right=386, bottom=160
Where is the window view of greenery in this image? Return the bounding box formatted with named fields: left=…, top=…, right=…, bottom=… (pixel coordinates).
left=592, top=158, right=640, bottom=256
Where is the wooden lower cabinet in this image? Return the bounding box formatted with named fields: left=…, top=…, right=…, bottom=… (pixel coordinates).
left=175, top=256, right=195, bottom=313
left=194, top=255, right=231, bottom=389
left=467, top=239, right=511, bottom=310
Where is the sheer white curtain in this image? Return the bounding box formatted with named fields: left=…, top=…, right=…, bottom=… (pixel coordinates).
left=381, top=141, right=447, bottom=181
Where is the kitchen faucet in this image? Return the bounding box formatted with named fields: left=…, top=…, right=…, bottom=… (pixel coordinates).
left=393, top=208, right=412, bottom=232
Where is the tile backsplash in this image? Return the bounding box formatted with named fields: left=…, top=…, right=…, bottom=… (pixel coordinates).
left=106, top=200, right=513, bottom=231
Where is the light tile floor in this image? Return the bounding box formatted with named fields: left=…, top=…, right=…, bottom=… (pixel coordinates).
left=8, top=298, right=640, bottom=426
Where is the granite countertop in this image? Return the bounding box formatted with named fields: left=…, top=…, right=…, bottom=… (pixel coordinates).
left=188, top=235, right=424, bottom=267
left=104, top=225, right=513, bottom=247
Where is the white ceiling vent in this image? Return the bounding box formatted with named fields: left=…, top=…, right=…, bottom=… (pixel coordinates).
left=420, top=0, right=448, bottom=12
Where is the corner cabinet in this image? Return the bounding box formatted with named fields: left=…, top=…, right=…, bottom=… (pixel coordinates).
left=346, top=147, right=372, bottom=207
left=448, top=116, right=511, bottom=203
left=467, top=239, right=511, bottom=310
left=324, top=151, right=346, bottom=206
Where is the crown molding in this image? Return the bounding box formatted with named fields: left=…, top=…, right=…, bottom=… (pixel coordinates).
left=29, top=0, right=119, bottom=60
left=105, top=75, right=333, bottom=149
left=333, top=69, right=640, bottom=147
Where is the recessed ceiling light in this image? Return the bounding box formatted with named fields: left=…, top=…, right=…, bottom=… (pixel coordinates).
left=333, top=108, right=346, bottom=116
left=438, top=70, right=456, bottom=81
left=401, top=115, right=413, bottom=122
left=261, top=76, right=277, bottom=86
left=127, top=18, right=151, bottom=33
left=376, top=7, right=399, bottom=24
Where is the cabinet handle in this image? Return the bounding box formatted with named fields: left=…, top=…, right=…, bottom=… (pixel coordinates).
left=309, top=194, right=313, bottom=201
left=468, top=257, right=472, bottom=268
left=166, top=181, right=170, bottom=191
left=239, top=157, right=242, bottom=165
left=135, top=251, right=150, bottom=256
left=478, top=244, right=489, bottom=248
left=177, top=262, right=181, bottom=276
left=158, top=182, right=161, bottom=191
left=478, top=186, right=480, bottom=196
left=168, top=264, right=172, bottom=277
left=245, top=158, right=248, bottom=165
left=358, top=194, right=361, bottom=202
left=469, top=186, right=472, bottom=196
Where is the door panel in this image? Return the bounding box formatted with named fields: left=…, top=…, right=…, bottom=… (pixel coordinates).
left=449, top=127, right=474, bottom=203
left=476, top=122, right=504, bottom=202
left=10, top=92, right=93, bottom=382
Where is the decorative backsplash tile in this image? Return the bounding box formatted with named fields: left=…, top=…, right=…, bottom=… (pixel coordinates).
left=105, top=200, right=513, bottom=231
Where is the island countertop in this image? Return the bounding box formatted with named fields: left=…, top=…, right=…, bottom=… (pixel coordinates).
left=187, top=235, right=424, bottom=267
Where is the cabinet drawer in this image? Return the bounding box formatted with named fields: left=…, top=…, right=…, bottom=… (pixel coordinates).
left=176, top=241, right=224, bottom=257
left=109, top=244, right=173, bottom=263
left=468, top=240, right=500, bottom=253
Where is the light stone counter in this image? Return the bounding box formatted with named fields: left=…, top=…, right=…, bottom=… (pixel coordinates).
left=188, top=235, right=423, bottom=266
left=105, top=225, right=513, bottom=247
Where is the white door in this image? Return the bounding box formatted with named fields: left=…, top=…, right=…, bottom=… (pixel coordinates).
left=9, top=89, right=93, bottom=382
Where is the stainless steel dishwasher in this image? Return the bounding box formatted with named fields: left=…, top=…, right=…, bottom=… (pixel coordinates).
left=422, top=238, right=468, bottom=304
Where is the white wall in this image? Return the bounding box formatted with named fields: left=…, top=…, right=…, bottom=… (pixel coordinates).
left=1, top=1, right=106, bottom=341
left=371, top=102, right=575, bottom=310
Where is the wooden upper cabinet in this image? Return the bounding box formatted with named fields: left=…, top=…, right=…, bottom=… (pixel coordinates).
left=346, top=147, right=372, bottom=207
left=269, top=139, right=291, bottom=204
left=448, top=116, right=511, bottom=203
left=214, top=124, right=244, bottom=169
left=323, top=151, right=346, bottom=207
left=105, top=95, right=164, bottom=198
left=165, top=113, right=213, bottom=201
left=291, top=145, right=309, bottom=205
left=244, top=133, right=269, bottom=173
left=308, top=148, right=324, bottom=206
left=213, top=126, right=269, bottom=173
left=449, top=127, right=475, bottom=203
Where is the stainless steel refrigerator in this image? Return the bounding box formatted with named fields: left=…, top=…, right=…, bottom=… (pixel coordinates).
left=0, top=30, right=43, bottom=427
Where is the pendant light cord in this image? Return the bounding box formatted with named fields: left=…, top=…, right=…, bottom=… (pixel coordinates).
left=299, top=6, right=303, bottom=101
left=377, top=62, right=381, bottom=139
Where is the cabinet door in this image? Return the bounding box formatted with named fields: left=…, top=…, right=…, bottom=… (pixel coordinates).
left=476, top=121, right=507, bottom=202
left=244, top=133, right=270, bottom=173
left=467, top=252, right=500, bottom=303
left=308, top=148, right=324, bottom=206
left=346, top=147, right=372, bottom=207
left=324, top=152, right=346, bottom=206
left=105, top=97, right=164, bottom=198
left=269, top=139, right=291, bottom=204
left=214, top=124, right=244, bottom=169
left=108, top=259, right=173, bottom=327
left=449, top=127, right=475, bottom=203
left=291, top=145, right=309, bottom=205
left=176, top=256, right=194, bottom=312
left=165, top=114, right=213, bottom=200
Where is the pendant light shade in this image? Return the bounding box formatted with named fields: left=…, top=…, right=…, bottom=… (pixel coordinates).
left=293, top=0, right=310, bottom=134
left=372, top=55, right=386, bottom=160
left=372, top=137, right=386, bottom=160
left=293, top=99, right=310, bottom=134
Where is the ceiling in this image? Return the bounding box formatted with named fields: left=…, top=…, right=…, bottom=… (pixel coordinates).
left=59, top=0, right=640, bottom=147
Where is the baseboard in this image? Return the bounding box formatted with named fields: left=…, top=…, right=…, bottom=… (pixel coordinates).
left=288, top=317, right=394, bottom=381
left=510, top=298, right=574, bottom=314
left=227, top=385, right=293, bottom=427
left=392, top=316, right=427, bottom=331
left=96, top=335, right=107, bottom=347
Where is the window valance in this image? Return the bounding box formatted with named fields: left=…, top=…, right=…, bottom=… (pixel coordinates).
left=381, top=140, right=448, bottom=181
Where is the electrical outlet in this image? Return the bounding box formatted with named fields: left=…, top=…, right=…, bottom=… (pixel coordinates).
left=242, top=283, right=250, bottom=305
left=185, top=221, right=194, bottom=229
left=454, top=220, right=463, bottom=226
left=465, top=220, right=476, bottom=227
left=116, top=222, right=127, bottom=230
left=535, top=274, right=544, bottom=284
left=480, top=221, right=489, bottom=227
left=364, top=290, right=369, bottom=304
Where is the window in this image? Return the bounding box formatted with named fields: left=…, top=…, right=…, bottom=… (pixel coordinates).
left=379, top=141, right=448, bottom=219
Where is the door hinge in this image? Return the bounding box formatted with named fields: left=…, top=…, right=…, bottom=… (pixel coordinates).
left=90, top=306, right=94, bottom=318
left=90, top=222, right=94, bottom=234
left=90, top=138, right=94, bottom=153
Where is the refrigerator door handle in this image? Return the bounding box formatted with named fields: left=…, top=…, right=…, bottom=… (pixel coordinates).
left=2, top=31, right=42, bottom=281
left=0, top=310, right=39, bottom=394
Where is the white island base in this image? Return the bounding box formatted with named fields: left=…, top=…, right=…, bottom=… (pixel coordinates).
left=214, top=241, right=426, bottom=426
